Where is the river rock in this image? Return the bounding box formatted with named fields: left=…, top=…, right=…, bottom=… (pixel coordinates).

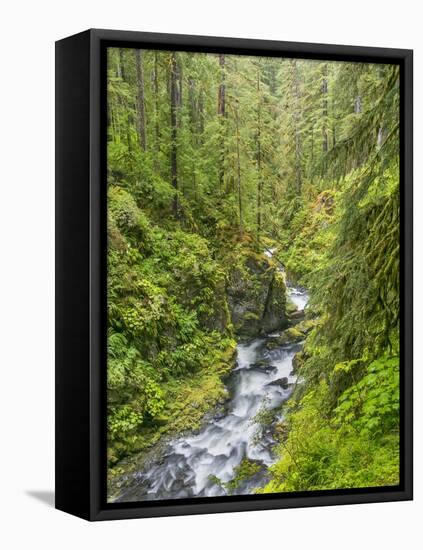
left=290, top=309, right=305, bottom=321
left=266, top=326, right=304, bottom=348
left=265, top=338, right=281, bottom=350
left=286, top=299, right=299, bottom=315
left=267, top=377, right=289, bottom=390
left=295, top=318, right=317, bottom=335
left=249, top=359, right=268, bottom=367
left=248, top=363, right=277, bottom=374
left=261, top=271, right=289, bottom=334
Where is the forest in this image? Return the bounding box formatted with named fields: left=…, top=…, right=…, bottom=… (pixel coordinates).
left=106, top=47, right=400, bottom=501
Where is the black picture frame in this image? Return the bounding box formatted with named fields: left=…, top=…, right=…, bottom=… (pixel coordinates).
left=55, top=28, right=413, bottom=521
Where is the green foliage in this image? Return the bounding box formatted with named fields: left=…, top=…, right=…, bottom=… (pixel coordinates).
left=225, top=459, right=262, bottom=493
left=108, top=405, right=143, bottom=440
left=143, top=379, right=165, bottom=417
left=334, top=356, right=399, bottom=436
left=106, top=129, right=239, bottom=465
left=106, top=46, right=400, bottom=493
left=210, top=458, right=263, bottom=495
left=311, top=163, right=399, bottom=361
left=280, top=190, right=336, bottom=284
left=261, top=375, right=399, bottom=493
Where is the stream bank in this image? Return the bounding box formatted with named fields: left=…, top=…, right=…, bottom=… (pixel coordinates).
left=109, top=271, right=309, bottom=502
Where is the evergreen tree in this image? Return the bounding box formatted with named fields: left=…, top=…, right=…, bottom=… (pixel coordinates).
left=106, top=48, right=400, bottom=494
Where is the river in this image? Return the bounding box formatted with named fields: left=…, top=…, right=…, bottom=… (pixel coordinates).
left=111, top=273, right=309, bottom=502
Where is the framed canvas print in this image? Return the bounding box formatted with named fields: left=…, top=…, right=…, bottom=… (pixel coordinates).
left=55, top=29, right=413, bottom=521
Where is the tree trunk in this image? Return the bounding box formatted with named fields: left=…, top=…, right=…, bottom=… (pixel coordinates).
left=170, top=52, right=179, bottom=217
left=154, top=51, right=160, bottom=154
left=178, top=60, right=183, bottom=111
left=292, top=60, right=302, bottom=194
left=217, top=54, right=226, bottom=192
left=117, top=51, right=131, bottom=151
left=135, top=49, right=147, bottom=151
left=322, top=64, right=329, bottom=153
left=117, top=48, right=125, bottom=79
left=188, top=78, right=197, bottom=137
left=217, top=54, right=226, bottom=117
left=256, top=67, right=262, bottom=240
left=332, top=97, right=336, bottom=148
left=198, top=89, right=204, bottom=138
left=109, top=103, right=117, bottom=143
left=235, top=106, right=243, bottom=237
left=311, top=124, right=314, bottom=165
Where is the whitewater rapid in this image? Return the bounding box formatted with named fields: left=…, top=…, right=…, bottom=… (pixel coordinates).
left=112, top=281, right=309, bottom=503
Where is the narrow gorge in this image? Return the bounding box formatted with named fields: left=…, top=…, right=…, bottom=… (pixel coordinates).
left=110, top=249, right=310, bottom=502
left=107, top=48, right=400, bottom=500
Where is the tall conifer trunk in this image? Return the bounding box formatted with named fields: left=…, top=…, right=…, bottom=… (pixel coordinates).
left=322, top=63, right=329, bottom=152
left=135, top=49, right=147, bottom=151
left=292, top=60, right=302, bottom=194
left=217, top=54, right=226, bottom=192
left=235, top=106, right=243, bottom=237
left=170, top=52, right=179, bottom=217
left=256, top=67, right=262, bottom=239
left=154, top=51, right=160, bottom=155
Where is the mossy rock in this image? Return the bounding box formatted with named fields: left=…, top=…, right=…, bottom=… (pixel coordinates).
left=249, top=359, right=269, bottom=368
left=153, top=415, right=171, bottom=427
left=286, top=299, right=299, bottom=315
left=223, top=458, right=263, bottom=493
left=265, top=338, right=281, bottom=350
left=261, top=271, right=289, bottom=334
left=108, top=340, right=237, bottom=476
left=266, top=326, right=304, bottom=348
left=234, top=311, right=261, bottom=338
left=295, top=318, right=317, bottom=335
left=227, top=247, right=289, bottom=338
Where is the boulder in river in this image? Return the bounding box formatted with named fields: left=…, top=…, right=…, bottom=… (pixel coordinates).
left=266, top=326, right=304, bottom=348
left=267, top=377, right=290, bottom=390
left=290, top=309, right=305, bottom=322
left=248, top=363, right=278, bottom=374
left=249, top=359, right=268, bottom=368
left=295, top=318, right=317, bottom=335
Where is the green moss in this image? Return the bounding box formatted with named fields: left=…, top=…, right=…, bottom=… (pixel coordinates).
left=295, top=318, right=317, bottom=335
left=208, top=458, right=263, bottom=495
left=226, top=244, right=288, bottom=338
left=226, top=459, right=262, bottom=493
left=105, top=54, right=400, bottom=497
left=286, top=299, right=298, bottom=315
left=267, top=327, right=304, bottom=349
left=108, top=339, right=237, bottom=477
left=259, top=359, right=400, bottom=494
left=292, top=350, right=306, bottom=373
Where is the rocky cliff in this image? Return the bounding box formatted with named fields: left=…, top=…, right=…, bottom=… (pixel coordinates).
left=226, top=249, right=289, bottom=339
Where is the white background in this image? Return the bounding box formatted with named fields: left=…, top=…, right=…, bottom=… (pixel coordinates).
left=0, top=0, right=420, bottom=548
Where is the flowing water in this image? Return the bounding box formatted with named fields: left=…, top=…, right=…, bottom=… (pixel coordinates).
left=112, top=263, right=309, bottom=502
